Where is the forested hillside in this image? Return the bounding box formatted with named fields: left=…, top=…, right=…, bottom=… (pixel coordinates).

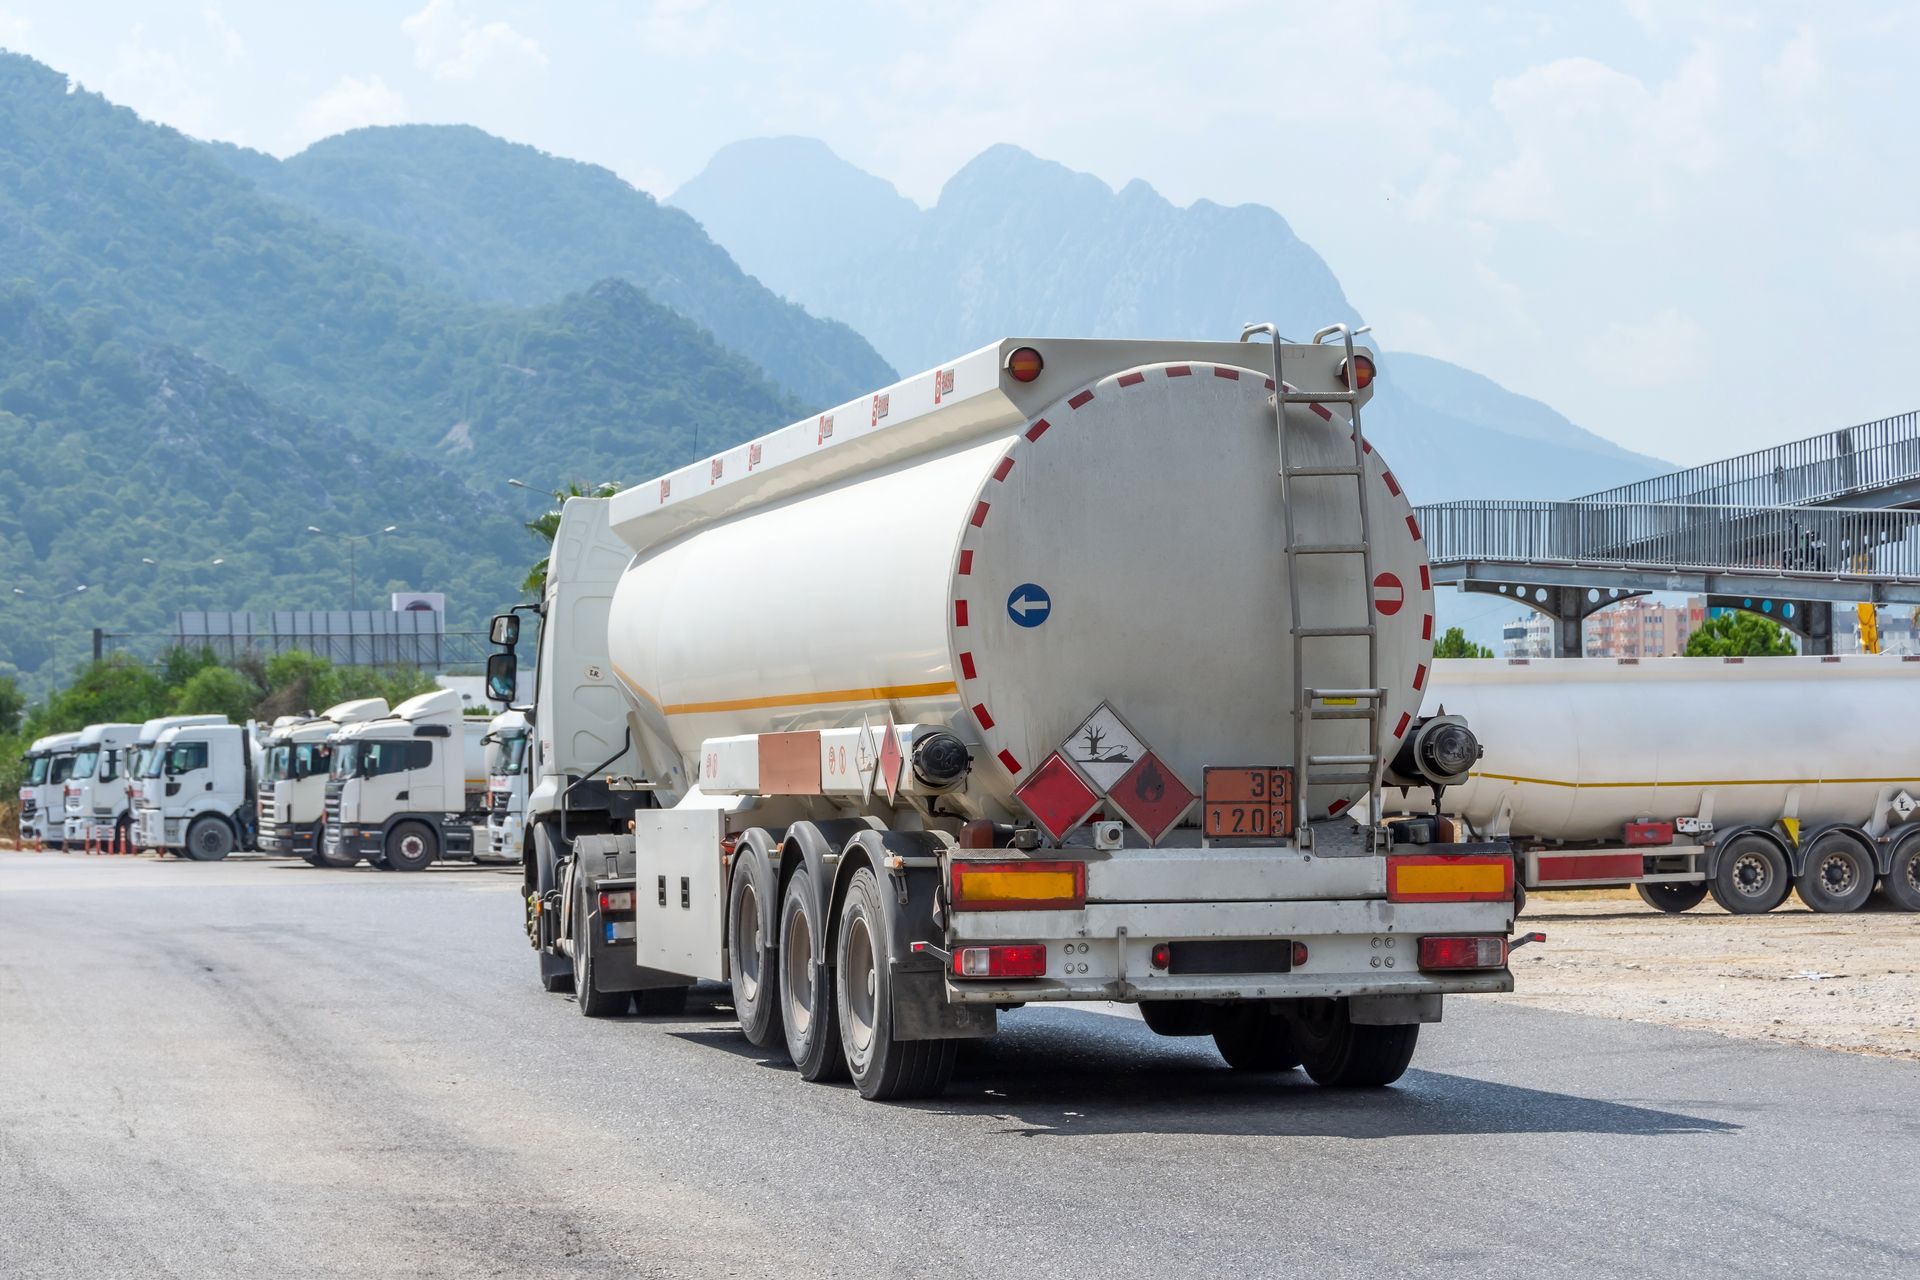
left=212, top=125, right=894, bottom=411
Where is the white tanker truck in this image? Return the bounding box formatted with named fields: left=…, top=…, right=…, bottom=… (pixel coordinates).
left=1415, top=656, right=1920, bottom=915
left=490, top=328, right=1524, bottom=1101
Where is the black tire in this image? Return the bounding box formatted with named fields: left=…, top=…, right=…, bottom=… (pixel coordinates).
left=1288, top=998, right=1419, bottom=1087
left=572, top=869, right=630, bottom=1018
left=384, top=821, right=437, bottom=873
left=369, top=855, right=394, bottom=871
left=1635, top=881, right=1709, bottom=913
left=1882, top=833, right=1920, bottom=912
left=1710, top=835, right=1791, bottom=914
left=727, top=846, right=783, bottom=1051
left=183, top=816, right=235, bottom=862
left=635, top=986, right=690, bottom=1016
left=834, top=866, right=955, bottom=1100
left=778, top=864, right=846, bottom=1082
left=1140, top=1000, right=1219, bottom=1037
left=1796, top=834, right=1876, bottom=914
left=1212, top=1005, right=1303, bottom=1070
left=531, top=825, right=573, bottom=993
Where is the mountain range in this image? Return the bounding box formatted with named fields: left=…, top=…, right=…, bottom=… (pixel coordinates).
left=672, top=138, right=1667, bottom=503
left=0, top=48, right=1667, bottom=690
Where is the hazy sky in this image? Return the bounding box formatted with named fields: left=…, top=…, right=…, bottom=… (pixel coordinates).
left=4, top=1, right=1916, bottom=465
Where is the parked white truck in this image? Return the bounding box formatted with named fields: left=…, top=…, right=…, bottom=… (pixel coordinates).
left=322, top=689, right=488, bottom=870
left=133, top=719, right=257, bottom=859
left=482, top=709, right=529, bottom=863
left=491, top=328, right=1522, bottom=1101
left=63, top=722, right=143, bottom=852
left=122, top=714, right=227, bottom=848
left=1417, top=655, right=1920, bottom=915
left=257, top=698, right=389, bottom=865
left=18, top=733, right=76, bottom=848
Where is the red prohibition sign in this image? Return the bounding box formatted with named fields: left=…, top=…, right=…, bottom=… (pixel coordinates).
left=1373, top=571, right=1405, bottom=616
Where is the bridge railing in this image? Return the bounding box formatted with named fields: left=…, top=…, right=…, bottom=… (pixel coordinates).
left=1575, top=409, right=1920, bottom=509
left=1420, top=500, right=1920, bottom=581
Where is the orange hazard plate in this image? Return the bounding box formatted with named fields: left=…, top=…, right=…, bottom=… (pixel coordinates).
left=1203, top=767, right=1294, bottom=840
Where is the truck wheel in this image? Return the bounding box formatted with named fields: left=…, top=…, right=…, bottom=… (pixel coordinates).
left=727, top=849, right=783, bottom=1050
left=532, top=826, right=573, bottom=992
left=635, top=986, right=690, bottom=1016
left=1882, top=833, right=1920, bottom=912
left=1795, top=835, right=1876, bottom=914
left=1212, top=1006, right=1302, bottom=1070
left=572, top=870, right=631, bottom=1018
left=1288, top=998, right=1418, bottom=1088
left=834, top=866, right=955, bottom=1100
left=183, top=816, right=235, bottom=862
left=1635, top=881, right=1709, bottom=913
left=384, top=821, right=437, bottom=873
left=778, top=864, right=846, bottom=1082
left=1709, top=836, right=1791, bottom=914
left=1140, top=1001, right=1218, bottom=1037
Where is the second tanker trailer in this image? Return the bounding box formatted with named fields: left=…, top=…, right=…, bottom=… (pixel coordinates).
left=491, top=326, right=1524, bottom=1100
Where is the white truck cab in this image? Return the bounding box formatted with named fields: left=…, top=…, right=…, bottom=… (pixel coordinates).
left=257, top=698, right=389, bottom=865
left=18, top=734, right=72, bottom=848
left=63, top=722, right=143, bottom=851
left=482, top=709, right=529, bottom=863
left=32, top=733, right=82, bottom=850
left=134, top=720, right=255, bottom=860
left=323, top=689, right=488, bottom=871
left=124, top=714, right=228, bottom=839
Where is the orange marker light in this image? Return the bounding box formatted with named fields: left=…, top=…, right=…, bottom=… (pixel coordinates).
left=1006, top=346, right=1045, bottom=383
left=1339, top=353, right=1376, bottom=390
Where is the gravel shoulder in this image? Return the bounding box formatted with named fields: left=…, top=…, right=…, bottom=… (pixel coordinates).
left=1496, top=890, right=1920, bottom=1061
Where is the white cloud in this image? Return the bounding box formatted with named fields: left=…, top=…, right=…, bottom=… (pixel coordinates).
left=102, top=27, right=214, bottom=137
left=294, top=74, right=409, bottom=147
left=0, top=8, right=31, bottom=44
left=202, top=5, right=246, bottom=65
left=1578, top=308, right=1708, bottom=390
left=403, top=0, right=546, bottom=82
left=637, top=0, right=748, bottom=59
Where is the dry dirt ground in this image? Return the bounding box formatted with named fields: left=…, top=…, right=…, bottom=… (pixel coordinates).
left=1499, top=890, right=1920, bottom=1061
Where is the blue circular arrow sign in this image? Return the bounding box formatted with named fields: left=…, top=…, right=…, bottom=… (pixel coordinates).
left=1007, top=583, right=1051, bottom=628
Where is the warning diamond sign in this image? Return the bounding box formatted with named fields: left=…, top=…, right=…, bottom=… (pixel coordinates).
left=1013, top=752, right=1100, bottom=842
left=1106, top=751, right=1195, bottom=845
left=877, top=722, right=903, bottom=804
left=1061, top=702, right=1148, bottom=793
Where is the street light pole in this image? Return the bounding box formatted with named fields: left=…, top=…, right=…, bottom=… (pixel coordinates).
left=307, top=525, right=399, bottom=610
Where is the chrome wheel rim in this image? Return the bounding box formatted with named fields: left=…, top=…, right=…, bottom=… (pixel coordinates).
left=735, top=881, right=763, bottom=1004
left=844, top=912, right=876, bottom=1060
left=784, top=906, right=813, bottom=1038
left=1817, top=851, right=1859, bottom=896
left=1731, top=852, right=1771, bottom=897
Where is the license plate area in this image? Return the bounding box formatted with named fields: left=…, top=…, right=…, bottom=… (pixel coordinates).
left=1166, top=939, right=1294, bottom=975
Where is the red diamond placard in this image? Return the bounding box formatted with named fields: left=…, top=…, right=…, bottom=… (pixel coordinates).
left=1107, top=751, right=1196, bottom=845
left=877, top=723, right=903, bottom=804
left=1013, top=752, right=1101, bottom=842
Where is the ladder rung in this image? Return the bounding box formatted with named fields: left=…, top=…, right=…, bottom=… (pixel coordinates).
left=1306, top=688, right=1384, bottom=699
left=1310, top=708, right=1374, bottom=721
left=1285, top=465, right=1365, bottom=479
left=1305, top=771, right=1373, bottom=786
left=1309, top=754, right=1376, bottom=766
left=1280, top=390, right=1361, bottom=405
left=1292, top=544, right=1368, bottom=556
left=1295, top=626, right=1375, bottom=639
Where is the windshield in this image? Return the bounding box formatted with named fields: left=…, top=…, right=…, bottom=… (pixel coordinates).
left=265, top=745, right=292, bottom=783
left=295, top=742, right=330, bottom=779
left=72, top=749, right=99, bottom=780
left=50, top=755, right=76, bottom=784
left=26, top=755, right=49, bottom=785
left=487, top=733, right=528, bottom=776
left=142, top=746, right=168, bottom=778
left=331, top=741, right=359, bottom=781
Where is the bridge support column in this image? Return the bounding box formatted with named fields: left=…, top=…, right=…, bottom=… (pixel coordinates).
left=1705, top=596, right=1834, bottom=654
left=1458, top=580, right=1647, bottom=657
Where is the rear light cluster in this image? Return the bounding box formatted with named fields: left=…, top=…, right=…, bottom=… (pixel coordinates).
left=949, top=859, right=1086, bottom=911
left=599, top=889, right=636, bottom=944
left=952, top=944, right=1046, bottom=979
left=1417, top=935, right=1507, bottom=971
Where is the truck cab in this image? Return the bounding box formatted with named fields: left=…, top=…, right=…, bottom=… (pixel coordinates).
left=481, top=709, right=529, bottom=863
left=134, top=721, right=254, bottom=860
left=18, top=735, right=67, bottom=848
left=63, top=722, right=142, bottom=852
left=324, top=689, right=488, bottom=871
left=257, top=698, right=388, bottom=866
left=34, top=733, right=81, bottom=850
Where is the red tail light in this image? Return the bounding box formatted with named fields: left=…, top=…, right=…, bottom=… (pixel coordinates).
left=1418, top=935, right=1508, bottom=971
left=1005, top=346, right=1044, bottom=383
left=1339, top=353, right=1376, bottom=390
left=953, top=944, right=1047, bottom=979
left=599, top=890, right=635, bottom=914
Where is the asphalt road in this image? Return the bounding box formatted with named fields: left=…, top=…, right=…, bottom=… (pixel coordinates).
left=2, top=854, right=1916, bottom=1279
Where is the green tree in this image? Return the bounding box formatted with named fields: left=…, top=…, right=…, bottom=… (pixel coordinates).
left=522, top=480, right=620, bottom=596
left=0, top=674, right=23, bottom=735
left=1684, top=612, right=1796, bottom=657
left=169, top=666, right=262, bottom=721
left=1433, top=626, right=1494, bottom=659
left=26, top=655, right=167, bottom=734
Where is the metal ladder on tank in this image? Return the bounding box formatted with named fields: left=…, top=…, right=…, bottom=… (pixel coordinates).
left=1239, top=322, right=1384, bottom=851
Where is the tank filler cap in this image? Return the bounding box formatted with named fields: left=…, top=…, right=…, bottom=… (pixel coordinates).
left=911, top=731, right=973, bottom=790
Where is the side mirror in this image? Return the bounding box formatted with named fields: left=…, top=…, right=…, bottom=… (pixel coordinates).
left=489, top=613, right=520, bottom=647
left=486, top=652, right=517, bottom=704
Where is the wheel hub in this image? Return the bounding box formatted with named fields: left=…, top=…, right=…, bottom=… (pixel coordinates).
left=1818, top=852, right=1857, bottom=894
left=1732, top=853, right=1770, bottom=896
